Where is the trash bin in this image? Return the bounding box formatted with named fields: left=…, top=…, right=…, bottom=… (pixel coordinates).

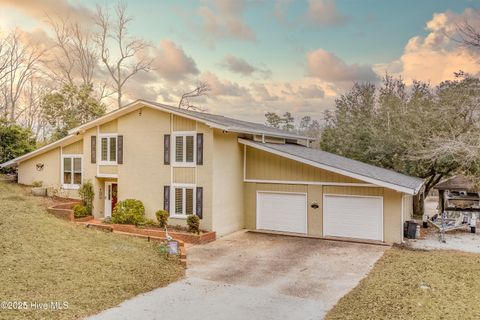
left=405, top=220, right=418, bottom=239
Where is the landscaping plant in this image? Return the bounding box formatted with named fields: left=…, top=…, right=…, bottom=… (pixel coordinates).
left=111, top=199, right=145, bottom=225
left=78, top=180, right=95, bottom=214
left=187, top=214, right=200, bottom=234
left=155, top=210, right=169, bottom=228
left=31, top=181, right=43, bottom=187
left=73, top=204, right=88, bottom=218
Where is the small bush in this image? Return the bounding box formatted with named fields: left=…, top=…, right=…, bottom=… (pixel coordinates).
left=187, top=215, right=200, bottom=234
left=73, top=204, right=88, bottom=218
left=155, top=210, right=169, bottom=228
left=137, top=218, right=157, bottom=227
left=78, top=181, right=95, bottom=214
left=32, top=181, right=43, bottom=187
left=111, top=199, right=145, bottom=225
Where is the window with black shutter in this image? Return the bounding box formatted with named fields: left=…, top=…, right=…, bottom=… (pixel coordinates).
left=117, top=135, right=123, bottom=164
left=197, top=133, right=203, bottom=165
left=164, top=186, right=170, bottom=212
left=196, top=187, right=203, bottom=219
left=164, top=134, right=170, bottom=165
left=91, top=136, right=96, bottom=163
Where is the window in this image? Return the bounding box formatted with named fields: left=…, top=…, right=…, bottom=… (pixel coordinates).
left=172, top=186, right=195, bottom=217
left=62, top=156, right=82, bottom=188
left=100, top=135, right=117, bottom=164
left=173, top=133, right=195, bottom=166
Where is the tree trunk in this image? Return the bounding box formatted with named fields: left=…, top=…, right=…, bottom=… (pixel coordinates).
left=413, top=173, right=444, bottom=216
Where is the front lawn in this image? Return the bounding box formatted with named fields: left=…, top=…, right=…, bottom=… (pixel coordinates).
left=0, top=179, right=184, bottom=320
left=326, top=247, right=480, bottom=320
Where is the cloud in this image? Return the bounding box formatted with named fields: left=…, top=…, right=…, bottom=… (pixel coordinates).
left=305, top=0, right=347, bottom=27
left=297, top=84, right=325, bottom=99
left=197, top=0, right=255, bottom=42
left=306, top=48, right=378, bottom=83
left=200, top=71, right=251, bottom=97
left=0, top=0, right=93, bottom=24
left=147, top=40, right=199, bottom=82
left=376, top=9, right=480, bottom=84
left=219, top=54, right=271, bottom=78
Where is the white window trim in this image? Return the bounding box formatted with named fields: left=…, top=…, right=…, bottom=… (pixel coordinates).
left=61, top=154, right=83, bottom=190
left=172, top=131, right=196, bottom=167
left=170, top=184, right=196, bottom=219
left=99, top=133, right=118, bottom=165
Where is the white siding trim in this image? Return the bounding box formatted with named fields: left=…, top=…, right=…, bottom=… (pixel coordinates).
left=245, top=178, right=376, bottom=187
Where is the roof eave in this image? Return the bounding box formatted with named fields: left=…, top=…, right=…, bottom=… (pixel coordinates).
left=239, top=138, right=422, bottom=195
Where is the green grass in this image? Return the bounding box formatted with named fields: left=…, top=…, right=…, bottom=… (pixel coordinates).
left=326, top=247, right=480, bottom=320
left=0, top=180, right=184, bottom=320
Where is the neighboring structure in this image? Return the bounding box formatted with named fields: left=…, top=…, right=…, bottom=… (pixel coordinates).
left=1, top=100, right=424, bottom=243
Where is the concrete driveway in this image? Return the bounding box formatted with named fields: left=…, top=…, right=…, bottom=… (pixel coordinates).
left=89, top=231, right=387, bottom=320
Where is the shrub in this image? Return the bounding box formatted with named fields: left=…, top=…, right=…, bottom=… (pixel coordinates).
left=73, top=204, right=88, bottom=218
left=155, top=210, right=169, bottom=228
left=111, top=199, right=145, bottom=225
left=78, top=181, right=94, bottom=214
left=187, top=215, right=200, bottom=234
left=137, top=218, right=157, bottom=227
left=32, top=181, right=43, bottom=187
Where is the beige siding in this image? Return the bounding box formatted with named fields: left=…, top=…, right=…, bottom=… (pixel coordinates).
left=173, top=115, right=196, bottom=131
left=245, top=147, right=362, bottom=183
left=173, top=167, right=195, bottom=184
left=212, top=130, right=244, bottom=236
left=82, top=127, right=104, bottom=218
left=63, top=140, right=83, bottom=154
left=100, top=120, right=118, bottom=133
left=116, top=107, right=171, bottom=221
left=99, top=165, right=118, bottom=175
left=402, top=194, right=413, bottom=221
left=18, top=147, right=61, bottom=187
left=245, top=182, right=404, bottom=244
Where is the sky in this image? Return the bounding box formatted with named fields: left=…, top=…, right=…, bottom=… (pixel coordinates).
left=0, top=0, right=479, bottom=123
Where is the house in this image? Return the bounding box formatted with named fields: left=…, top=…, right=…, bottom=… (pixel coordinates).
left=0, top=100, right=424, bottom=243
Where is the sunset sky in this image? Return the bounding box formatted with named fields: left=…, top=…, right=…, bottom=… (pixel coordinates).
left=0, top=0, right=479, bottom=123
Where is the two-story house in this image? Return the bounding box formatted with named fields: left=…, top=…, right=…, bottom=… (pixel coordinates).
left=1, top=100, right=424, bottom=243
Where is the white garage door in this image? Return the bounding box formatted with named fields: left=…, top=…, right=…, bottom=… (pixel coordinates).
left=323, top=195, right=383, bottom=241
left=257, top=192, right=307, bottom=234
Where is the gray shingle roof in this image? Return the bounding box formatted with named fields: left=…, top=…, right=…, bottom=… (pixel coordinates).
left=249, top=141, right=424, bottom=193
left=144, top=100, right=311, bottom=140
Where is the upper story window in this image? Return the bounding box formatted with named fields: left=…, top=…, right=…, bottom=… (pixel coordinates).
left=62, top=155, right=82, bottom=189
left=100, top=134, right=117, bottom=165
left=173, top=132, right=195, bottom=166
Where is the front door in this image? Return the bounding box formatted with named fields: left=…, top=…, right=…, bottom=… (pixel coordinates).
left=104, top=182, right=118, bottom=218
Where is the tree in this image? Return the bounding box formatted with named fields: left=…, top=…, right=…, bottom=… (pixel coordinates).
left=94, top=2, right=152, bottom=108
left=456, top=9, right=480, bottom=49
left=282, top=112, right=295, bottom=131
left=320, top=75, right=480, bottom=214
left=40, top=84, right=106, bottom=140
left=265, top=112, right=282, bottom=128
left=178, top=82, right=210, bottom=111
left=0, top=118, right=36, bottom=164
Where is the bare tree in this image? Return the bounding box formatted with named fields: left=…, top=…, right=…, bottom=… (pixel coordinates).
left=2, top=29, right=43, bottom=121
left=94, top=2, right=152, bottom=108
left=456, top=9, right=480, bottom=49
left=46, top=15, right=99, bottom=87
left=178, top=82, right=211, bottom=111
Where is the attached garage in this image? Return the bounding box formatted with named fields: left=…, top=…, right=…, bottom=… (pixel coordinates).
left=323, top=195, right=383, bottom=241
left=241, top=139, right=425, bottom=244
left=256, top=192, right=307, bottom=234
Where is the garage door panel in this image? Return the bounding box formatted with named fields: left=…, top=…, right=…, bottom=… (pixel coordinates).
left=257, top=192, right=307, bottom=234
left=324, top=195, right=383, bottom=241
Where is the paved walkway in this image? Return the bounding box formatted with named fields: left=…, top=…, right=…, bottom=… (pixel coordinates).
left=89, top=231, right=386, bottom=320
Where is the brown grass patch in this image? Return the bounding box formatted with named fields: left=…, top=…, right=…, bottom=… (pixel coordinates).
left=326, top=247, right=480, bottom=320
left=0, top=180, right=184, bottom=319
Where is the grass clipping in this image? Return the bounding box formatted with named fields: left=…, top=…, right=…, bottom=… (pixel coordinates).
left=0, top=180, right=184, bottom=320
left=326, top=246, right=480, bottom=320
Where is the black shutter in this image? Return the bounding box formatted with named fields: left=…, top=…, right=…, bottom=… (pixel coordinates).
left=117, top=135, right=123, bottom=164
left=196, top=133, right=203, bottom=165
left=196, top=187, right=203, bottom=219
left=91, top=136, right=96, bottom=164
left=164, top=186, right=170, bottom=212
left=164, top=134, right=171, bottom=165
